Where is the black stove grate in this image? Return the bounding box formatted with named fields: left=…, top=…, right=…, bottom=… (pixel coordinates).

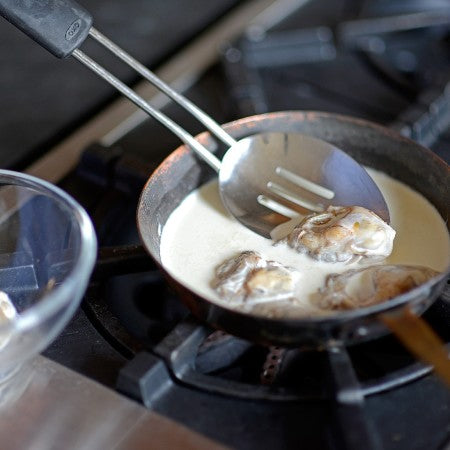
left=84, top=249, right=448, bottom=450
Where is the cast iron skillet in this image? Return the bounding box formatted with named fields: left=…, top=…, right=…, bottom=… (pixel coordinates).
left=137, top=111, right=450, bottom=350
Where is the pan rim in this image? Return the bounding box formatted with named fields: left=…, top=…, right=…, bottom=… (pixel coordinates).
left=137, top=110, right=450, bottom=328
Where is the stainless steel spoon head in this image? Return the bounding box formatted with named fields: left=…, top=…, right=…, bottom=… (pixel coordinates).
left=219, top=132, right=390, bottom=239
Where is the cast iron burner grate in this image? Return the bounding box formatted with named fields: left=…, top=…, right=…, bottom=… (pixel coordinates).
left=81, top=246, right=449, bottom=450
left=221, top=4, right=450, bottom=155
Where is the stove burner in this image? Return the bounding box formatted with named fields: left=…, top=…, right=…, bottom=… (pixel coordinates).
left=261, top=347, right=286, bottom=385
left=110, top=292, right=448, bottom=450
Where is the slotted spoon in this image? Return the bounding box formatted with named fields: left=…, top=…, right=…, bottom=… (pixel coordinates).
left=0, top=0, right=389, bottom=238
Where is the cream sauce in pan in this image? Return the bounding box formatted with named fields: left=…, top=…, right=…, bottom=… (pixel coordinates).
left=160, top=168, right=450, bottom=317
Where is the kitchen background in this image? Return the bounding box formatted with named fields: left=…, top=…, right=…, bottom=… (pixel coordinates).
left=0, top=0, right=449, bottom=449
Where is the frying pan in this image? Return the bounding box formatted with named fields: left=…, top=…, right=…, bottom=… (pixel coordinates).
left=137, top=111, right=449, bottom=352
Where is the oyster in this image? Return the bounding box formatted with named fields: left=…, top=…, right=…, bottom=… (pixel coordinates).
left=284, top=206, right=395, bottom=263
left=314, top=264, right=438, bottom=310
left=212, top=251, right=300, bottom=305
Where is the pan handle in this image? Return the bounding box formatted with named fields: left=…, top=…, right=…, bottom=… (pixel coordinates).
left=0, top=0, right=92, bottom=58
left=380, top=305, right=450, bottom=387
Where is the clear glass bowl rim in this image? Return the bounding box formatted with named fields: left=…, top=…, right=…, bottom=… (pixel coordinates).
left=0, top=169, right=97, bottom=332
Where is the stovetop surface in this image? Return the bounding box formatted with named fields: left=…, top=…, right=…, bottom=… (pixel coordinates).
left=2, top=0, right=450, bottom=449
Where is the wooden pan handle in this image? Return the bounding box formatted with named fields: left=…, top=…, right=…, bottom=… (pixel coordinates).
left=380, top=307, right=450, bottom=387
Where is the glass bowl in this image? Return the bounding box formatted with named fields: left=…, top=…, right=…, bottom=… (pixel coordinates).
left=0, top=170, right=97, bottom=400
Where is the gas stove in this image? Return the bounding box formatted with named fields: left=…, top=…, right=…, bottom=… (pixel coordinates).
left=1, top=0, right=450, bottom=449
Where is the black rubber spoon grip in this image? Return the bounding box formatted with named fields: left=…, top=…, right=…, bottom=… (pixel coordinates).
left=0, top=0, right=93, bottom=58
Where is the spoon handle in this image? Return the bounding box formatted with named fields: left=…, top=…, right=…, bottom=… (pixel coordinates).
left=0, top=0, right=92, bottom=58
left=0, top=0, right=226, bottom=172
left=89, top=28, right=237, bottom=149
left=72, top=48, right=222, bottom=172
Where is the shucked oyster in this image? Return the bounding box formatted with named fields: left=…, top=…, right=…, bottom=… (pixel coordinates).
left=284, top=206, right=395, bottom=263
left=313, top=264, right=438, bottom=311
left=212, top=251, right=300, bottom=305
